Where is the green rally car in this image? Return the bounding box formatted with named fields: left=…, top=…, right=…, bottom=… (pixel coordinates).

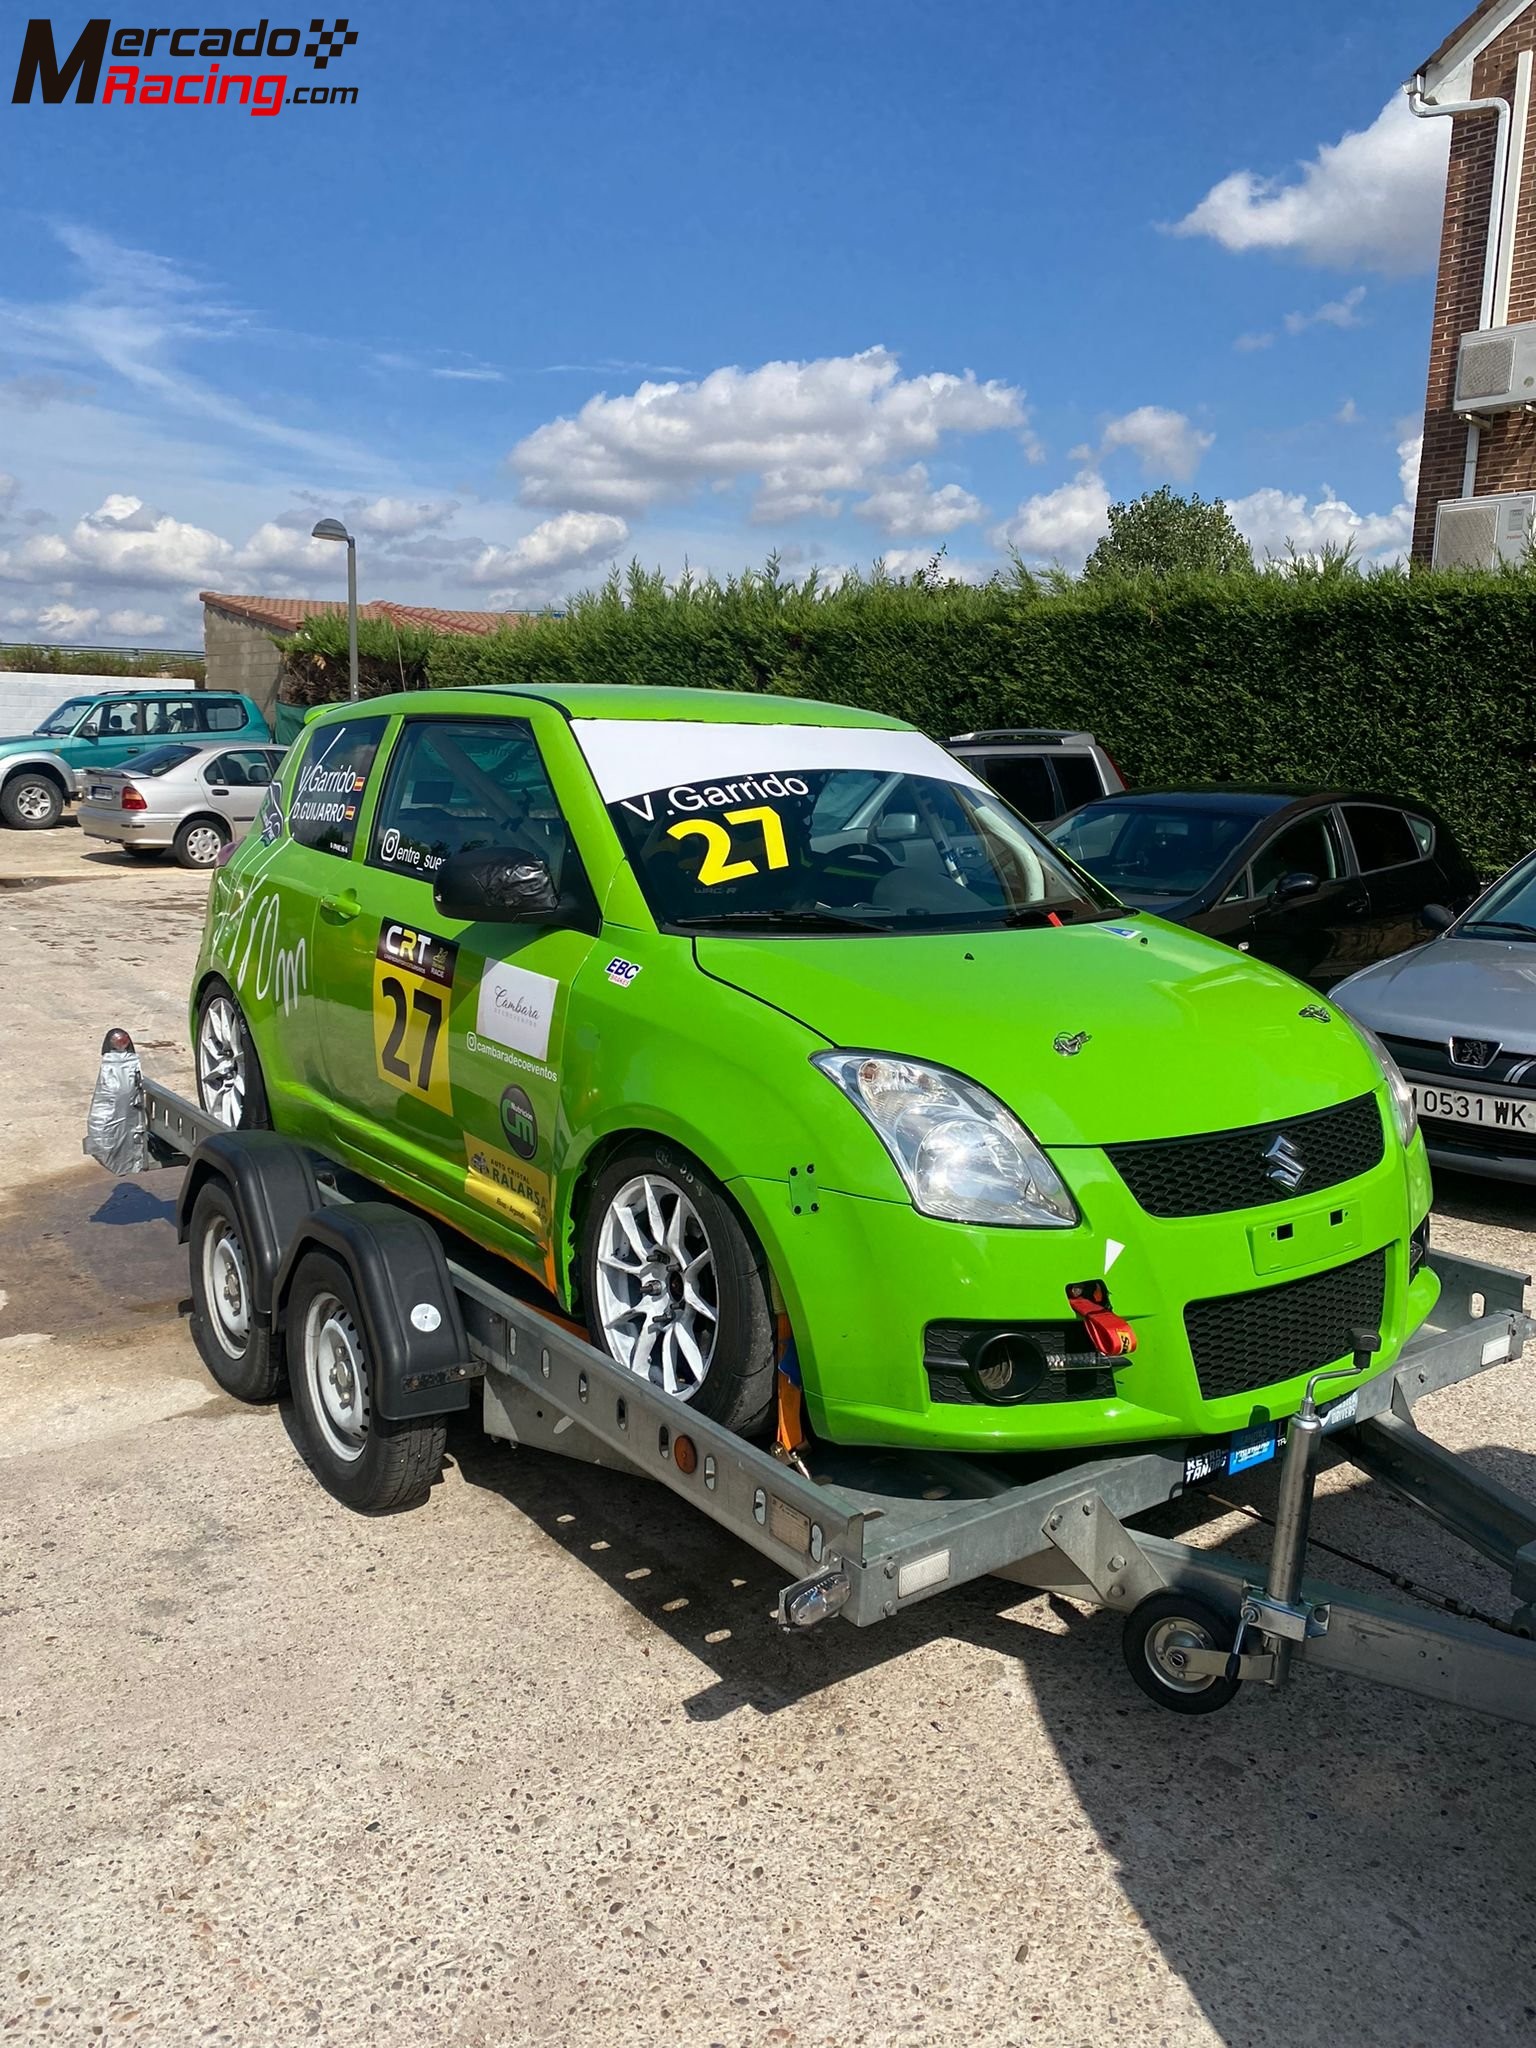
left=190, top=684, right=1436, bottom=1454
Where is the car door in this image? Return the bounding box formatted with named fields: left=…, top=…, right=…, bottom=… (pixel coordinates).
left=1341, top=803, right=1441, bottom=966
left=1240, top=807, right=1364, bottom=987
left=201, top=748, right=277, bottom=833
left=315, top=712, right=600, bottom=1283
left=72, top=696, right=148, bottom=774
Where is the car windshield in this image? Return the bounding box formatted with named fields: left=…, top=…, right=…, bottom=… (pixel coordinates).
left=118, top=744, right=197, bottom=777
left=1459, top=853, right=1536, bottom=939
left=594, top=743, right=1120, bottom=935
left=1049, top=801, right=1257, bottom=897
left=34, top=696, right=96, bottom=736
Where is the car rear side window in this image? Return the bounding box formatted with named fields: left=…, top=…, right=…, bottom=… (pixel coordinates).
left=1054, top=753, right=1105, bottom=813
left=1343, top=804, right=1420, bottom=874
left=144, top=698, right=203, bottom=737
left=205, top=749, right=277, bottom=786
left=1407, top=814, right=1435, bottom=856
left=973, top=754, right=1056, bottom=821
left=202, top=699, right=250, bottom=732
left=288, top=718, right=385, bottom=858
left=368, top=718, right=573, bottom=885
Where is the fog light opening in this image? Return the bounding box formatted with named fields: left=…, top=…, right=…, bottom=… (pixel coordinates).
left=968, top=1332, right=1048, bottom=1405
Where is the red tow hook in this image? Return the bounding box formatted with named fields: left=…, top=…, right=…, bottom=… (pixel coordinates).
left=1066, top=1279, right=1138, bottom=1358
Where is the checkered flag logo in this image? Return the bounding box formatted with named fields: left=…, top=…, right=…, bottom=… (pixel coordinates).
left=305, top=18, right=359, bottom=69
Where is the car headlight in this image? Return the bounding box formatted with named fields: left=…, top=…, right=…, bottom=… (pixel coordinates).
left=1352, top=1023, right=1417, bottom=1147
left=811, top=1052, right=1079, bottom=1228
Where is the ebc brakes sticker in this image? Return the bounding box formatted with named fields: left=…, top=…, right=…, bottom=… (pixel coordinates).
left=372, top=920, right=458, bottom=1115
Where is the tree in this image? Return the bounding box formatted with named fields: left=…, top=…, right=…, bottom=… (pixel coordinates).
left=1083, top=486, right=1254, bottom=580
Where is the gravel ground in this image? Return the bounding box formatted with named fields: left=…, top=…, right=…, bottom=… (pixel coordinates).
left=2, top=819, right=1535, bottom=2048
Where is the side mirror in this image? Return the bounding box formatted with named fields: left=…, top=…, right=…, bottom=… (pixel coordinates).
left=433, top=847, right=562, bottom=924
left=1273, top=870, right=1321, bottom=902
left=1421, top=901, right=1454, bottom=933
left=874, top=811, right=920, bottom=843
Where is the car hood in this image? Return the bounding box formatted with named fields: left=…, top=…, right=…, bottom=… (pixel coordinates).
left=0, top=733, right=62, bottom=754
left=1334, top=936, right=1536, bottom=1044
left=695, top=916, right=1381, bottom=1146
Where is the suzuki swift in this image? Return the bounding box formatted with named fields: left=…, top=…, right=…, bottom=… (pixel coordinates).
left=190, top=685, right=1436, bottom=1453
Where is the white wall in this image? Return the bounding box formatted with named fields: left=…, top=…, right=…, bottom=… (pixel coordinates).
left=0, top=674, right=146, bottom=738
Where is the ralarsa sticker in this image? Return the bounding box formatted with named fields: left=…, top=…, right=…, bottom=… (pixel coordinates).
left=373, top=921, right=459, bottom=1115
left=498, top=1083, right=538, bottom=1161
left=606, top=956, right=642, bottom=987
left=463, top=1134, right=550, bottom=1234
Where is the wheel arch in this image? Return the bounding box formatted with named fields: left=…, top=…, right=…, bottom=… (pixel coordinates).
left=2, top=754, right=70, bottom=794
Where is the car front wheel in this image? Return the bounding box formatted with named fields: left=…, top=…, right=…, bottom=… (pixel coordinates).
left=195, top=979, right=272, bottom=1130
left=0, top=772, right=65, bottom=830
left=580, top=1141, right=776, bottom=1437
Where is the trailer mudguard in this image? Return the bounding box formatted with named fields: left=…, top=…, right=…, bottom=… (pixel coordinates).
left=177, top=1131, right=322, bottom=1335
left=273, top=1202, right=474, bottom=1420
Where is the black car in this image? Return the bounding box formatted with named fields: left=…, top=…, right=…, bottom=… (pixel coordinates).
left=1047, top=787, right=1481, bottom=989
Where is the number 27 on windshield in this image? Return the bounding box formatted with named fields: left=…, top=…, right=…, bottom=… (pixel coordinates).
left=667, top=806, right=789, bottom=886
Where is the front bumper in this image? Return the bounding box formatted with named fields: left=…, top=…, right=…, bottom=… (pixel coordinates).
left=734, top=1107, right=1436, bottom=1451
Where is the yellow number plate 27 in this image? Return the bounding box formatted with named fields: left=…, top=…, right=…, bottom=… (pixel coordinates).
left=372, top=921, right=459, bottom=1116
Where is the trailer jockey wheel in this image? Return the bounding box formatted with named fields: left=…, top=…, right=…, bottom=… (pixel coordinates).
left=1122, top=1592, right=1243, bottom=1715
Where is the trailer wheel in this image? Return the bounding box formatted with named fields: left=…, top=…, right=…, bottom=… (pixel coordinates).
left=286, top=1250, right=446, bottom=1513
left=187, top=1179, right=282, bottom=1401
left=1122, top=1593, right=1243, bottom=1715
left=580, top=1140, right=775, bottom=1438
left=195, top=978, right=271, bottom=1130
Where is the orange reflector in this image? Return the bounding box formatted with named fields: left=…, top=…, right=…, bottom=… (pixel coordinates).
left=673, top=1434, right=698, bottom=1475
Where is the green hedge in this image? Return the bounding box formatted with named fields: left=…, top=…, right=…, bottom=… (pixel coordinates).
left=424, top=566, right=1536, bottom=875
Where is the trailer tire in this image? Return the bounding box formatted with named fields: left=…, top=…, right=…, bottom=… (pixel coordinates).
left=286, top=1249, right=446, bottom=1513
left=580, top=1140, right=775, bottom=1439
left=187, top=1178, right=283, bottom=1401
left=1122, top=1593, right=1243, bottom=1715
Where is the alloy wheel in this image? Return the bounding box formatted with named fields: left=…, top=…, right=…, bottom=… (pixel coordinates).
left=197, top=995, right=247, bottom=1127
left=593, top=1173, right=720, bottom=1399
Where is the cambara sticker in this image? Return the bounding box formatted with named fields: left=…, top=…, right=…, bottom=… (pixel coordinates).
left=476, top=957, right=559, bottom=1062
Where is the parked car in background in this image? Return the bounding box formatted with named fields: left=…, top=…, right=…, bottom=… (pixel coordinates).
left=0, top=688, right=270, bottom=830
left=1333, top=848, right=1536, bottom=1185
left=946, top=729, right=1125, bottom=825
left=1047, top=787, right=1480, bottom=990
left=78, top=741, right=288, bottom=868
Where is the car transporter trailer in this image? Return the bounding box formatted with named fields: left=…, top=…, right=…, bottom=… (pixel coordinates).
left=87, top=1031, right=1536, bottom=1725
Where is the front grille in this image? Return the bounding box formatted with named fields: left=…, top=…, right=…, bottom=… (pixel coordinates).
left=1380, top=1032, right=1536, bottom=1091
left=1107, top=1094, right=1384, bottom=1218
left=923, top=1320, right=1116, bottom=1406
left=1184, top=1249, right=1387, bottom=1403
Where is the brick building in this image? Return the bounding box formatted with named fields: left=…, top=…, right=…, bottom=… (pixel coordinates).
left=1412, top=0, right=1536, bottom=563
left=200, top=593, right=531, bottom=727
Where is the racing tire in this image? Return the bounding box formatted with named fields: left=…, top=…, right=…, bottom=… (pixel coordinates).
left=173, top=814, right=231, bottom=869
left=286, top=1250, right=446, bottom=1513
left=1, top=771, right=65, bottom=831
left=1122, top=1593, right=1244, bottom=1716
left=580, top=1139, right=776, bottom=1438
left=195, top=978, right=272, bottom=1132
left=187, top=1178, right=283, bottom=1402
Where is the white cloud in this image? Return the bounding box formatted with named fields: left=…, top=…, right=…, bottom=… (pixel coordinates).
left=0, top=494, right=234, bottom=587
left=1284, top=284, right=1368, bottom=335
left=470, top=510, right=630, bottom=596
left=1097, top=406, right=1213, bottom=480
left=1335, top=397, right=1361, bottom=425
left=431, top=366, right=504, bottom=383
left=854, top=464, right=985, bottom=537
left=1171, top=96, right=1448, bottom=274
left=876, top=547, right=987, bottom=583
left=991, top=469, right=1111, bottom=565
left=509, top=345, right=1027, bottom=520
left=346, top=496, right=456, bottom=538
left=234, top=520, right=337, bottom=578
left=105, top=607, right=169, bottom=636
left=1234, top=331, right=1275, bottom=353
left=0, top=473, right=17, bottom=508
left=35, top=603, right=100, bottom=639
left=1227, top=433, right=1422, bottom=566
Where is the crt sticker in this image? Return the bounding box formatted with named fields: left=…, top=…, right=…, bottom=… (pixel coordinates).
left=372, top=921, right=458, bottom=1116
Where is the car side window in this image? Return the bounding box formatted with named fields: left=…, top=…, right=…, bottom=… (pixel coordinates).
left=1407, top=813, right=1435, bottom=857
left=288, top=718, right=385, bottom=857
left=205, top=750, right=273, bottom=786
left=202, top=698, right=250, bottom=732
left=1252, top=814, right=1343, bottom=897
left=1342, top=804, right=1419, bottom=874
left=975, top=754, right=1056, bottom=822
left=144, top=698, right=202, bottom=736
left=368, top=718, right=574, bottom=885
left=1054, top=753, right=1105, bottom=814
left=1221, top=868, right=1251, bottom=904
left=100, top=699, right=145, bottom=737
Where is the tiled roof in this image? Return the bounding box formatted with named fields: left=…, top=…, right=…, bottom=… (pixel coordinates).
left=199, top=593, right=535, bottom=636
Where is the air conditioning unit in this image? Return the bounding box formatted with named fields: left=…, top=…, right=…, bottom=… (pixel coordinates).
left=1432, top=491, right=1536, bottom=569
left=1453, top=321, right=1536, bottom=413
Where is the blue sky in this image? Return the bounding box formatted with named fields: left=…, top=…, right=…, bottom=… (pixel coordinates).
left=0, top=0, right=1464, bottom=643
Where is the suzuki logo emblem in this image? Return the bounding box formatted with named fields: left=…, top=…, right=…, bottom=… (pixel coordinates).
left=1264, top=1133, right=1306, bottom=1191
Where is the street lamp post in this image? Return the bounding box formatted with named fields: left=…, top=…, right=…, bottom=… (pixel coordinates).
left=311, top=517, right=359, bottom=701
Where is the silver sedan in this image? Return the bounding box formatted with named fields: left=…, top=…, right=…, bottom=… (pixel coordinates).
left=78, top=740, right=287, bottom=869
left=1333, top=848, right=1536, bottom=1185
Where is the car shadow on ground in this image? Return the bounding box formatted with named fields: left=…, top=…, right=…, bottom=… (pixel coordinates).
left=450, top=1416, right=1536, bottom=2041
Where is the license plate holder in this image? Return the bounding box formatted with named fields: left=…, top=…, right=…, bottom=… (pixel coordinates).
left=1413, top=1082, right=1535, bottom=1134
